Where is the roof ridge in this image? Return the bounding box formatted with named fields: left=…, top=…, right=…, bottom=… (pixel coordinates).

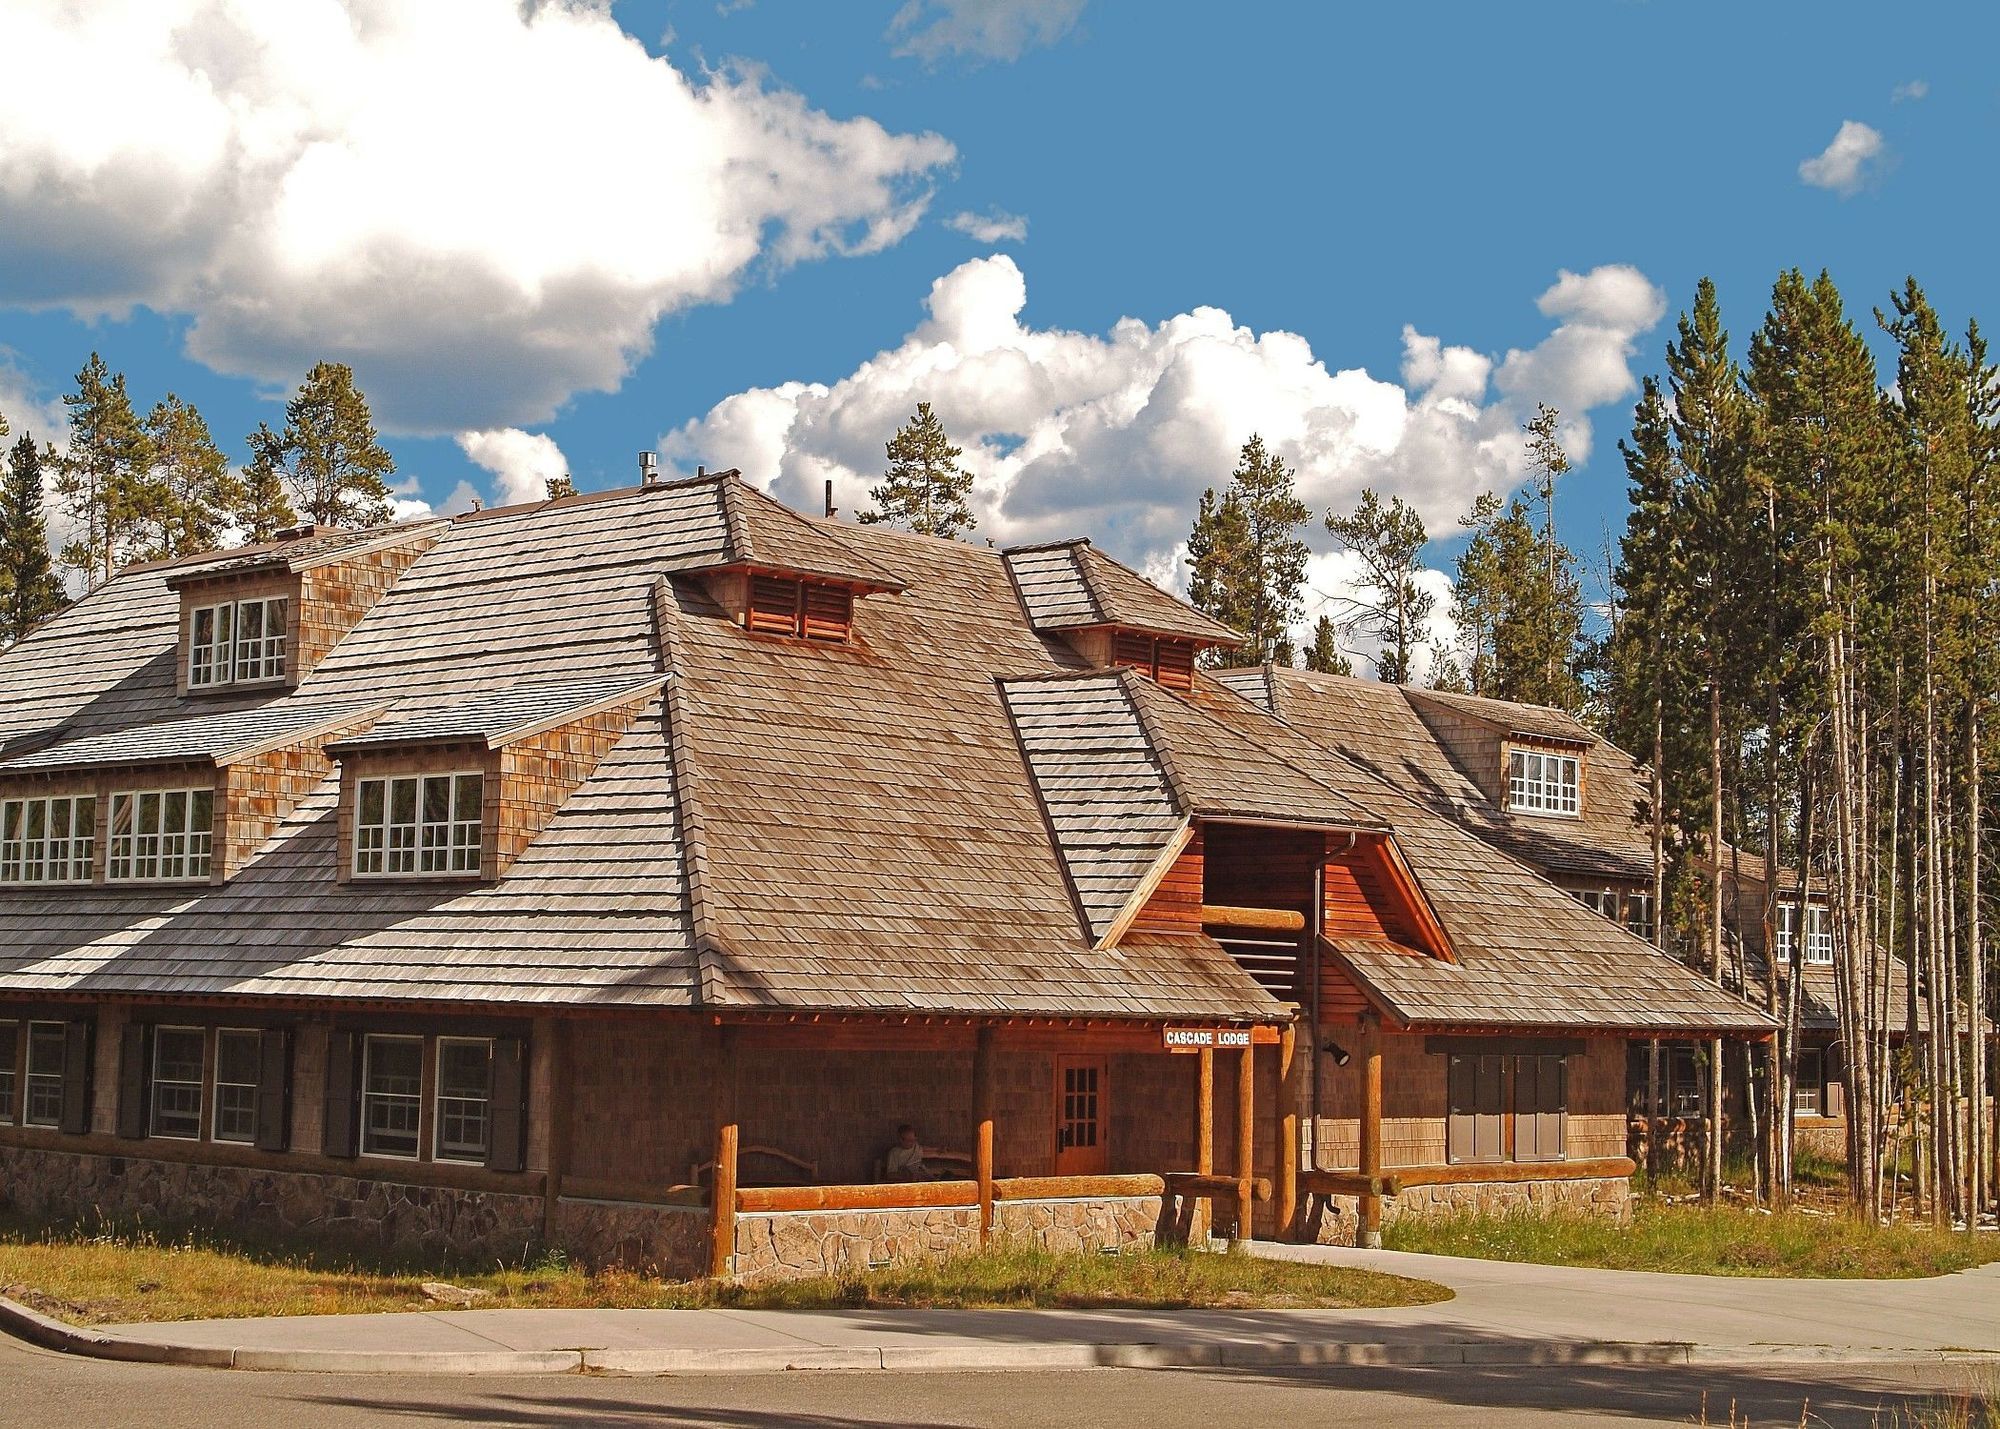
left=998, top=537, right=1091, bottom=556
left=1116, top=668, right=1193, bottom=820
left=651, top=580, right=729, bottom=1008
left=728, top=478, right=908, bottom=588
left=1067, top=543, right=1114, bottom=625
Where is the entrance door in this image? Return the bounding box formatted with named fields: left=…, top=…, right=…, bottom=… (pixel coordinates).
left=1054, top=1056, right=1108, bottom=1175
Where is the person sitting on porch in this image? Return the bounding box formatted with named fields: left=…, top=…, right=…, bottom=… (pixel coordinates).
left=885, top=1124, right=939, bottom=1181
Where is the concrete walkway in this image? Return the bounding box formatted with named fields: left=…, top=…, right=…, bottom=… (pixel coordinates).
left=4, top=1245, right=1994, bottom=1376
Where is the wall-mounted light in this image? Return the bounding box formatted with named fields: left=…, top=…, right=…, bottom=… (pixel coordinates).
left=1321, top=1039, right=1351, bottom=1067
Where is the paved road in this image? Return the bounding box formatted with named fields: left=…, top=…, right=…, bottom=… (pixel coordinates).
left=0, top=1333, right=1984, bottom=1427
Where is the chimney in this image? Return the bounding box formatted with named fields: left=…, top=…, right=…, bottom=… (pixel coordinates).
left=638, top=451, right=660, bottom=486
left=824, top=479, right=836, bottom=519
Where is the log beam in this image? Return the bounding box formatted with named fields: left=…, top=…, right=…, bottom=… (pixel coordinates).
left=1199, top=904, right=1307, bottom=933
left=1235, top=1042, right=1256, bottom=1242
left=973, top=1025, right=995, bottom=1244
left=1277, top=1022, right=1298, bottom=1241
left=708, top=1024, right=739, bottom=1278
left=1358, top=1021, right=1383, bottom=1248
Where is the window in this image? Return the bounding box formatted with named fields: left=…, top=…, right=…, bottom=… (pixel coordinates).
left=1447, top=1054, right=1507, bottom=1163
left=0, top=1022, right=16, bottom=1121
left=107, top=788, right=213, bottom=882
left=1570, top=888, right=1620, bottom=920
left=360, top=1034, right=423, bottom=1158
left=1111, top=632, right=1197, bottom=692
left=1668, top=1044, right=1707, bottom=1117
left=212, top=1029, right=262, bottom=1144
left=353, top=773, right=483, bottom=877
left=188, top=596, right=290, bottom=688
left=25, top=1021, right=66, bottom=1127
left=434, top=1038, right=492, bottom=1163
left=0, top=795, right=95, bottom=884
left=1624, top=892, right=1656, bottom=942
left=149, top=1026, right=205, bottom=1139
left=1508, top=747, right=1581, bottom=815
left=1514, top=1054, right=1567, bottom=1161
left=1778, top=904, right=1834, bottom=966
left=1794, top=1046, right=1825, bottom=1118
left=746, top=574, right=853, bottom=643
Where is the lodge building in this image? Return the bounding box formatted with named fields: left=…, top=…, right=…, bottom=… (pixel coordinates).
left=0, top=471, right=1769, bottom=1279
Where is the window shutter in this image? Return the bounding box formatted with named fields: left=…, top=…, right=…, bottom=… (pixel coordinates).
left=322, top=1030, right=359, bottom=1158
left=256, top=1028, right=292, bottom=1153
left=60, top=1018, right=94, bottom=1135
left=747, top=575, right=803, bottom=635
left=1111, top=631, right=1154, bottom=672
left=801, top=583, right=853, bottom=642
left=1446, top=1055, right=1474, bottom=1162
left=486, top=1035, right=528, bottom=1173
left=117, top=1022, right=150, bottom=1140
left=1475, top=1053, right=1505, bottom=1161
left=1154, top=640, right=1196, bottom=691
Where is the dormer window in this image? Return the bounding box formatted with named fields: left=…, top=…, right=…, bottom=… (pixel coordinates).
left=1778, top=904, right=1834, bottom=966
left=747, top=575, right=854, bottom=643
left=0, top=795, right=96, bottom=884
left=353, top=772, right=483, bottom=878
left=107, top=787, right=213, bottom=882
left=188, top=595, right=290, bottom=689
left=1111, top=632, right=1197, bottom=692
left=1507, top=747, right=1580, bottom=816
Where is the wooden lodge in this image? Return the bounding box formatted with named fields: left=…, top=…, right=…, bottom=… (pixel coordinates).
left=0, top=473, right=1770, bottom=1279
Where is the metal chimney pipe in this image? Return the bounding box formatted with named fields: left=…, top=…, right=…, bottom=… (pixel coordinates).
left=638, top=451, right=660, bottom=485
left=824, top=479, right=835, bottom=519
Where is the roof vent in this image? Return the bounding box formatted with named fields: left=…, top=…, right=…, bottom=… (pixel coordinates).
left=638, top=451, right=660, bottom=486
left=273, top=523, right=339, bottom=542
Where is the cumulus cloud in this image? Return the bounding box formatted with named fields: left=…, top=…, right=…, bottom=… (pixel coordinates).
left=662, top=254, right=1665, bottom=612
left=1892, top=80, right=1928, bottom=103
left=1799, top=120, right=1887, bottom=195
left=945, top=210, right=1029, bottom=243
left=0, top=0, right=954, bottom=434
left=457, top=428, right=572, bottom=508
left=888, top=0, right=1086, bottom=62
left=1300, top=551, right=1461, bottom=684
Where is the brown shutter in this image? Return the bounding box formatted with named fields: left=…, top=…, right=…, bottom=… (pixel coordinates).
left=1474, top=1053, right=1505, bottom=1162
left=1514, top=1055, right=1566, bottom=1162
left=117, top=1022, right=150, bottom=1140
left=322, top=1030, right=359, bottom=1158
left=60, top=1018, right=93, bottom=1135
left=801, top=582, right=853, bottom=642
left=485, top=1035, right=528, bottom=1173
left=1111, top=631, right=1155, bottom=673
left=1446, top=1054, right=1473, bottom=1162
left=747, top=575, right=803, bottom=635
left=256, top=1028, right=292, bottom=1152
left=1154, top=640, right=1196, bottom=691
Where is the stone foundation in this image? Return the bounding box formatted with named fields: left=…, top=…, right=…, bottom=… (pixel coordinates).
left=549, top=1198, right=709, bottom=1279
left=730, top=1195, right=1163, bottom=1283
left=0, top=1144, right=545, bottom=1263
left=1302, top=1174, right=1632, bottom=1246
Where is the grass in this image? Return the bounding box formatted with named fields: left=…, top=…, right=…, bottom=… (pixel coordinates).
left=1383, top=1202, right=2000, bottom=1279
left=0, top=1216, right=1448, bottom=1325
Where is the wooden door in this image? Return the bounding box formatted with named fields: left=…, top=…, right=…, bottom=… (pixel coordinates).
left=1054, top=1056, right=1108, bottom=1175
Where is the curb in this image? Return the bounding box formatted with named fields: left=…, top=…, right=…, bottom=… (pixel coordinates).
left=5, top=1299, right=1995, bottom=1377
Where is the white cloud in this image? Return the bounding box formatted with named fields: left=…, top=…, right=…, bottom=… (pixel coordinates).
left=1892, top=80, right=1928, bottom=103
left=945, top=209, right=1029, bottom=243
left=0, top=0, right=954, bottom=434
left=1799, top=120, right=1887, bottom=196
left=456, top=427, right=571, bottom=508
left=662, top=255, right=1665, bottom=613
left=888, top=0, right=1086, bottom=62
left=1301, top=551, right=1461, bottom=684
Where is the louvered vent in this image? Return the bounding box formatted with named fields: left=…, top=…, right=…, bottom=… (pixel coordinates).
left=746, top=574, right=854, bottom=643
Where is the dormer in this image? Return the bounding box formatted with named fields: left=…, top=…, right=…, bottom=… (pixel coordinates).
left=1402, top=688, right=1593, bottom=820
left=324, top=674, right=664, bottom=883
left=1002, top=539, right=1241, bottom=690
left=0, top=700, right=382, bottom=886
left=164, top=520, right=446, bottom=696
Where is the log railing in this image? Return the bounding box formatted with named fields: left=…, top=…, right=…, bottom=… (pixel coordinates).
left=1300, top=1156, right=1637, bottom=1201
left=733, top=1173, right=1167, bottom=1216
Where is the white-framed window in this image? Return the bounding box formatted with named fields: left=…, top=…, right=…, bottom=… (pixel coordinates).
left=0, top=1021, right=17, bottom=1122
left=353, top=773, right=483, bottom=878
left=433, top=1037, right=492, bottom=1164
left=149, top=1025, right=205, bottom=1139
left=360, top=1034, right=423, bottom=1159
left=1507, top=748, right=1581, bottom=816
left=106, top=788, right=213, bottom=882
left=212, top=1028, right=262, bottom=1144
left=1624, top=892, right=1656, bottom=942
left=1794, top=1045, right=1826, bottom=1117
left=188, top=596, right=290, bottom=688
left=1778, top=904, right=1834, bottom=966
left=24, top=1020, right=66, bottom=1127
left=1570, top=888, right=1620, bottom=920
left=0, top=795, right=96, bottom=884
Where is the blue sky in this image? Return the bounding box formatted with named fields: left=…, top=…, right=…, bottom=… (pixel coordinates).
left=0, top=0, right=1992, bottom=666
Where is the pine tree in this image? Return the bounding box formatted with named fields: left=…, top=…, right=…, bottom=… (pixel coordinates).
left=1187, top=485, right=1252, bottom=650
left=859, top=401, right=977, bottom=539
left=245, top=362, right=395, bottom=528
left=1456, top=490, right=1583, bottom=710
left=0, top=433, right=66, bottom=641
left=52, top=353, right=158, bottom=586
left=1303, top=615, right=1351, bottom=675
left=1185, top=434, right=1310, bottom=667
left=1324, top=488, right=1434, bottom=684
left=234, top=431, right=298, bottom=543
left=144, top=394, right=238, bottom=558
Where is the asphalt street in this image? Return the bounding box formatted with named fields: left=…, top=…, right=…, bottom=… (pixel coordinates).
left=0, top=1333, right=1987, bottom=1428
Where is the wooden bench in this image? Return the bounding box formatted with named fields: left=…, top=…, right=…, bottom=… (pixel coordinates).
left=691, top=1145, right=818, bottom=1189
left=873, top=1147, right=976, bottom=1182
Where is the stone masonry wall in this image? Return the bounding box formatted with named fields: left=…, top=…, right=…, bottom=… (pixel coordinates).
left=1300, top=1174, right=1632, bottom=1246
left=550, top=1198, right=709, bottom=1279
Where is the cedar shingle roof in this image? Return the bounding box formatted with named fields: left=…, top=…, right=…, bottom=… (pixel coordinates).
left=0, top=700, right=383, bottom=772
left=160, top=520, right=450, bottom=587
left=1003, top=540, right=1241, bottom=644
left=326, top=676, right=664, bottom=753
left=0, top=479, right=1767, bottom=1033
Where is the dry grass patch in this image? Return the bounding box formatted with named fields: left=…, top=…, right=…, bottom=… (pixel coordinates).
left=0, top=1218, right=1447, bottom=1324
left=1384, top=1203, right=2000, bottom=1278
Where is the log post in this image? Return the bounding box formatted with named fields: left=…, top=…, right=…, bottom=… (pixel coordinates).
left=540, top=1018, right=571, bottom=1245
left=1277, top=1022, right=1298, bottom=1241
left=1235, top=1042, right=1255, bottom=1242
left=708, top=1023, right=739, bottom=1279
left=973, top=1025, right=995, bottom=1244
left=1358, top=1018, right=1383, bottom=1248
left=1195, top=1045, right=1214, bottom=1240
